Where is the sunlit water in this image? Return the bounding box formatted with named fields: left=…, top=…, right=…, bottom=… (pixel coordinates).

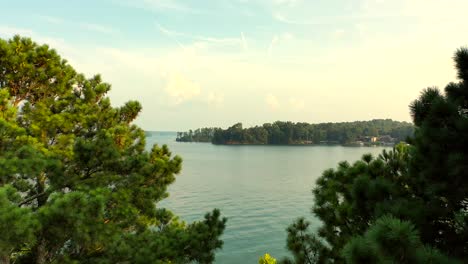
left=146, top=132, right=389, bottom=263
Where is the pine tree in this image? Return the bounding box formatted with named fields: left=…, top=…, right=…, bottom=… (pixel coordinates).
left=279, top=47, right=468, bottom=263
left=0, top=36, right=226, bottom=264
left=407, top=47, right=468, bottom=260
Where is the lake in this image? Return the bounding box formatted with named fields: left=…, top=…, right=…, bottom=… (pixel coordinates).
left=146, top=132, right=390, bottom=263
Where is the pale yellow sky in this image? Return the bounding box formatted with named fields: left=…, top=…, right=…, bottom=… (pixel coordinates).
left=1, top=0, right=467, bottom=130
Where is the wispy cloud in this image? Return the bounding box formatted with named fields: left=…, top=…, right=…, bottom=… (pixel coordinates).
left=38, top=15, right=64, bottom=24
left=206, top=92, right=224, bottom=107
left=268, top=33, right=293, bottom=56
left=273, top=13, right=324, bottom=25
left=273, top=13, right=347, bottom=25
left=3, top=0, right=467, bottom=131
left=164, top=73, right=201, bottom=105
left=21, top=17, right=116, bottom=36
left=0, top=26, right=67, bottom=50
left=36, top=15, right=118, bottom=36
left=273, top=12, right=412, bottom=26
left=155, top=22, right=180, bottom=36
left=268, top=36, right=279, bottom=56
left=124, top=0, right=198, bottom=13
left=0, top=26, right=34, bottom=38
left=146, top=0, right=194, bottom=12
left=196, top=35, right=242, bottom=45
left=274, top=0, right=301, bottom=6
left=331, top=29, right=345, bottom=39
left=265, top=94, right=280, bottom=110
left=289, top=97, right=305, bottom=111
left=0, top=26, right=82, bottom=68
left=81, top=23, right=117, bottom=35
left=155, top=21, right=243, bottom=47
left=241, top=32, right=248, bottom=50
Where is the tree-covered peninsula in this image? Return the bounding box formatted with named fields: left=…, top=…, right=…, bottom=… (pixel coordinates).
left=177, top=119, right=414, bottom=146
left=0, top=36, right=226, bottom=264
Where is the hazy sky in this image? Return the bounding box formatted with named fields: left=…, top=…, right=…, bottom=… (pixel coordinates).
left=1, top=0, right=467, bottom=130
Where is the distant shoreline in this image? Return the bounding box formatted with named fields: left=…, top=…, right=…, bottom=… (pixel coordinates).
left=175, top=141, right=394, bottom=147
left=175, top=119, right=413, bottom=146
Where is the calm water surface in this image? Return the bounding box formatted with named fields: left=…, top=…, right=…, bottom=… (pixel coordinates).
left=146, top=132, right=389, bottom=263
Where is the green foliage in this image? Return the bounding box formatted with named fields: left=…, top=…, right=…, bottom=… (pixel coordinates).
left=280, top=218, right=327, bottom=264
left=180, top=120, right=414, bottom=145
left=407, top=48, right=468, bottom=259
left=279, top=47, right=468, bottom=263
left=176, top=127, right=218, bottom=142
left=92, top=209, right=226, bottom=264
left=342, top=216, right=458, bottom=264
left=0, top=185, right=39, bottom=260
left=259, top=253, right=277, bottom=264
left=0, top=36, right=226, bottom=264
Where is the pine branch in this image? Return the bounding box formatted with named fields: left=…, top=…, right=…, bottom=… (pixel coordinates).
left=18, top=191, right=48, bottom=206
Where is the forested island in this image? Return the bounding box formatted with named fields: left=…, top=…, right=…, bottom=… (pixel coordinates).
left=176, top=119, right=414, bottom=146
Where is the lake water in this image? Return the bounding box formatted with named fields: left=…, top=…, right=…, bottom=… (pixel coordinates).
left=146, top=132, right=389, bottom=263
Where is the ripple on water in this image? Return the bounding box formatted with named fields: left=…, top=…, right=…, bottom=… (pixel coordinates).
left=148, top=134, right=391, bottom=263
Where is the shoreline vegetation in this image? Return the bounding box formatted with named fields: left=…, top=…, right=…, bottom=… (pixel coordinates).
left=176, top=119, right=414, bottom=146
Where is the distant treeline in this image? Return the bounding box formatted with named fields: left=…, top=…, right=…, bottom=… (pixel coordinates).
left=176, top=119, right=414, bottom=145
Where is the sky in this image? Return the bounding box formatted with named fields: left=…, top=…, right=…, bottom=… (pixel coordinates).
left=1, top=0, right=468, bottom=131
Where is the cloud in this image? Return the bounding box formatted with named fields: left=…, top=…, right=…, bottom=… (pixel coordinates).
left=268, top=35, right=279, bottom=56
left=206, top=92, right=224, bottom=107
left=355, top=23, right=368, bottom=37
left=273, top=13, right=359, bottom=25
left=6, top=0, right=466, bottom=130
left=38, top=15, right=63, bottom=24
left=274, top=0, right=301, bottom=6
left=268, top=33, right=293, bottom=56
left=164, top=73, right=201, bottom=104
left=135, top=0, right=197, bottom=13
left=401, top=0, right=467, bottom=21
left=289, top=97, right=305, bottom=111
left=155, top=22, right=180, bottom=36
left=273, top=13, right=323, bottom=25
left=155, top=21, right=242, bottom=47
left=3, top=19, right=116, bottom=40
left=331, top=29, right=345, bottom=39
left=265, top=94, right=280, bottom=110
left=241, top=32, right=248, bottom=50
left=273, top=10, right=410, bottom=26
left=81, top=23, right=117, bottom=35
left=0, top=26, right=33, bottom=38
left=196, top=36, right=242, bottom=45
left=0, top=26, right=75, bottom=59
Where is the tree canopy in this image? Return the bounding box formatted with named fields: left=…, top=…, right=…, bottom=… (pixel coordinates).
left=277, top=48, right=468, bottom=263
left=177, top=120, right=414, bottom=145
left=0, top=36, right=226, bottom=264
left=176, top=128, right=216, bottom=143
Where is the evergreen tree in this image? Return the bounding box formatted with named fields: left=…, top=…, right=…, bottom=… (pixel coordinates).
left=407, top=47, right=468, bottom=260
left=0, top=36, right=226, bottom=264
left=342, top=216, right=455, bottom=264
left=279, top=48, right=468, bottom=263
